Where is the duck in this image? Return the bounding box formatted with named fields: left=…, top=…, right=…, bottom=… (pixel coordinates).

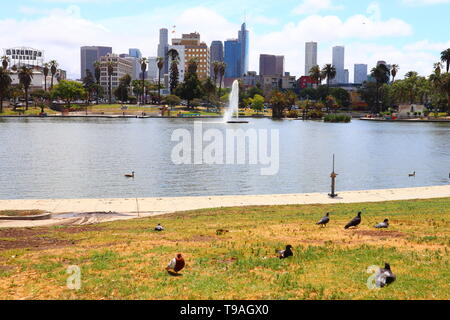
left=374, top=219, right=389, bottom=229
left=409, top=171, right=416, bottom=177
left=316, top=212, right=330, bottom=227
left=124, top=171, right=135, bottom=178
left=345, top=212, right=362, bottom=229
left=375, top=263, right=396, bottom=288
left=154, top=224, right=164, bottom=232
left=166, top=253, right=185, bottom=274
left=276, top=245, right=293, bottom=259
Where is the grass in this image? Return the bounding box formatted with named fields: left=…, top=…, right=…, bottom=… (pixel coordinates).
left=0, top=210, right=46, bottom=217
left=0, top=198, right=449, bottom=300
left=324, top=114, right=352, bottom=123
left=0, top=106, right=58, bottom=116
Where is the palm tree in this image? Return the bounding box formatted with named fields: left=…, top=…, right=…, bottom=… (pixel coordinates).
left=107, top=61, right=115, bottom=104
left=43, top=63, right=49, bottom=91
left=309, top=65, right=322, bottom=88
left=391, top=64, right=399, bottom=82
left=139, top=57, right=148, bottom=105
left=441, top=48, right=450, bottom=73
left=18, top=66, right=33, bottom=111
left=167, top=49, right=180, bottom=93
left=49, top=60, right=58, bottom=90
left=156, top=57, right=164, bottom=104
left=217, top=62, right=226, bottom=98
left=0, top=67, right=12, bottom=113
left=321, top=64, right=336, bottom=95
left=1, top=56, right=9, bottom=70
left=212, top=61, right=221, bottom=89
left=94, top=61, right=102, bottom=104
left=370, top=63, right=391, bottom=113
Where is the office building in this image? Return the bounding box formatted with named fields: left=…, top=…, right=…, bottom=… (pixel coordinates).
left=157, top=28, right=169, bottom=74
left=259, top=54, right=284, bottom=76
left=275, top=56, right=285, bottom=76
left=238, top=23, right=249, bottom=76
left=305, top=42, right=318, bottom=76
left=332, top=46, right=345, bottom=84
left=129, top=48, right=142, bottom=59
left=210, top=41, right=224, bottom=78
left=172, top=32, right=210, bottom=81
left=354, top=64, right=368, bottom=84
left=147, top=56, right=159, bottom=82
left=224, top=39, right=241, bottom=79
left=80, top=46, right=112, bottom=79
left=344, top=69, right=349, bottom=84
left=167, top=44, right=186, bottom=83
left=99, top=53, right=134, bottom=97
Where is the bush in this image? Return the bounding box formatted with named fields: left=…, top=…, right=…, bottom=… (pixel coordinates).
left=286, top=110, right=299, bottom=118
left=307, top=109, right=324, bottom=119
left=324, top=114, right=351, bottom=123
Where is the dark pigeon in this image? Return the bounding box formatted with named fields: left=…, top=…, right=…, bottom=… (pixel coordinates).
left=316, top=213, right=330, bottom=227
left=276, top=245, right=293, bottom=259
left=345, top=212, right=362, bottom=229
left=375, top=219, right=389, bottom=229
left=376, top=263, right=396, bottom=288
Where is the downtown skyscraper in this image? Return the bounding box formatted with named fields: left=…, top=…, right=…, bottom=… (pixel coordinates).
left=305, top=42, right=318, bottom=76
left=157, top=28, right=169, bottom=74
left=238, top=23, right=249, bottom=76
left=224, top=22, right=249, bottom=80
left=332, top=46, right=345, bottom=84
left=210, top=41, right=224, bottom=78
left=80, top=46, right=112, bottom=79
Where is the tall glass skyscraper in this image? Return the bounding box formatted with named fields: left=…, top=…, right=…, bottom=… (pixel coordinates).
left=224, top=40, right=241, bottom=78
left=354, top=64, right=368, bottom=84
left=332, top=46, right=345, bottom=84
left=157, top=28, right=169, bottom=74
left=129, top=48, right=142, bottom=59
left=238, top=23, right=249, bottom=76
left=210, top=41, right=224, bottom=77
left=305, top=42, right=317, bottom=76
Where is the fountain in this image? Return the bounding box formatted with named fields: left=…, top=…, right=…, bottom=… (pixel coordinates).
left=224, top=80, right=248, bottom=123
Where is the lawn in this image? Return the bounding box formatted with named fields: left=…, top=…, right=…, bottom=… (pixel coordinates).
left=0, top=106, right=58, bottom=116
left=0, top=198, right=448, bottom=300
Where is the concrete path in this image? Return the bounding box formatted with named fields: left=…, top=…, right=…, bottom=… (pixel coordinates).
left=0, top=185, right=449, bottom=228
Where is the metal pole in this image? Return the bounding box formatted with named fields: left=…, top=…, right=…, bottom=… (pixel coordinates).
left=329, top=154, right=338, bottom=198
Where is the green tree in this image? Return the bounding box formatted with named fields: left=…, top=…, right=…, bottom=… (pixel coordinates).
left=321, top=64, right=336, bottom=95
left=18, top=66, right=33, bottom=110
left=370, top=63, right=391, bottom=113
left=441, top=48, right=450, bottom=73
left=176, top=59, right=203, bottom=108
left=157, top=57, right=164, bottom=104
left=1, top=56, right=9, bottom=69
left=330, top=88, right=351, bottom=109
left=43, top=63, right=49, bottom=91
left=391, top=64, right=399, bottom=82
left=140, top=57, right=148, bottom=104
left=82, top=69, right=96, bottom=103
left=49, top=60, right=58, bottom=90
left=114, top=74, right=132, bottom=103
left=163, top=94, right=181, bottom=109
left=217, top=62, right=226, bottom=98
left=269, top=91, right=289, bottom=119
left=106, top=61, right=115, bottom=104
left=0, top=67, right=12, bottom=113
left=167, top=49, right=179, bottom=93
left=309, top=65, right=322, bottom=87
left=30, top=89, right=50, bottom=113
left=94, top=61, right=102, bottom=104
left=51, top=80, right=86, bottom=108
left=250, top=94, right=265, bottom=113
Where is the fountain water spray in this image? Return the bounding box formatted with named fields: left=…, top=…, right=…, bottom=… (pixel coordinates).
left=224, top=80, right=248, bottom=123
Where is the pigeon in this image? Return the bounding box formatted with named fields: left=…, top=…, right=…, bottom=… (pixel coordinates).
left=316, top=212, right=330, bottom=227
left=374, top=219, right=389, bottom=229
left=154, top=223, right=164, bottom=231
left=345, top=212, right=362, bottom=229
left=375, top=263, right=396, bottom=288
left=276, top=245, right=293, bottom=259
left=166, top=254, right=185, bottom=273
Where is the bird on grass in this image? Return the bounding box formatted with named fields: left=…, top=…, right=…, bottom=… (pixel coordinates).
left=124, top=171, right=135, bottom=178
left=345, top=212, right=362, bottom=229
left=316, top=212, right=330, bottom=227
left=276, top=245, right=293, bottom=259
left=154, top=224, right=164, bottom=231
left=166, top=253, right=185, bottom=274
left=375, top=263, right=396, bottom=288
left=409, top=171, right=416, bottom=177
left=374, top=219, right=389, bottom=229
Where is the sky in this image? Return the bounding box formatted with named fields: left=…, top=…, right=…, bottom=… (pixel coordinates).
left=1, top=0, right=449, bottom=81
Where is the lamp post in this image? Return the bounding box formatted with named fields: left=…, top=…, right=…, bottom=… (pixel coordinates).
left=328, top=154, right=338, bottom=198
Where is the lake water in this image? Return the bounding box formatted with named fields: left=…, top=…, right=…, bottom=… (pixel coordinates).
left=0, top=118, right=449, bottom=200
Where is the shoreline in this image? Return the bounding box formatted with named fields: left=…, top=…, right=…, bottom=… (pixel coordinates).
left=1, top=185, right=449, bottom=228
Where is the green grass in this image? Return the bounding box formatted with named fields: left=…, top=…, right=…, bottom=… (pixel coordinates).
left=324, top=114, right=352, bottom=123
left=0, top=107, right=58, bottom=116
left=0, top=198, right=449, bottom=300
left=0, top=210, right=45, bottom=217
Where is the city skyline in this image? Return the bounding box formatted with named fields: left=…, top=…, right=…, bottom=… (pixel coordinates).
left=1, top=0, right=449, bottom=81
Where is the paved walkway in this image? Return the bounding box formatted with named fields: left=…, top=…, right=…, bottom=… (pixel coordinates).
left=0, top=185, right=449, bottom=228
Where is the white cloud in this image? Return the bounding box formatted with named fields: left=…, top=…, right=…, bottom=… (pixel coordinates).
left=294, top=0, right=344, bottom=14
left=402, top=0, right=450, bottom=5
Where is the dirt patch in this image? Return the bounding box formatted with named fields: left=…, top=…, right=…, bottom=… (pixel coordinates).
left=52, top=226, right=104, bottom=234
left=188, top=235, right=217, bottom=242
left=0, top=227, right=47, bottom=238
left=0, top=210, right=45, bottom=217
left=354, top=230, right=404, bottom=238
left=0, top=227, right=76, bottom=251
left=215, top=257, right=238, bottom=264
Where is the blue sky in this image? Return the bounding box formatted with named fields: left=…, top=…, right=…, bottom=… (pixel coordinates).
left=1, top=0, right=449, bottom=80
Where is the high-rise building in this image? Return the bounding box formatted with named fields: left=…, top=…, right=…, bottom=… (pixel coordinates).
left=99, top=53, right=134, bottom=98
left=129, top=48, right=142, bottom=59
left=305, top=42, right=318, bottom=76
left=210, top=41, right=224, bottom=78
left=147, top=57, right=159, bottom=82
left=124, top=56, right=141, bottom=80
left=344, top=69, right=349, bottom=84
left=224, top=39, right=241, bottom=79
left=238, top=23, right=249, bottom=76
left=275, top=56, right=285, bottom=76
left=80, top=46, right=112, bottom=79
left=157, top=28, right=169, bottom=74
left=172, top=32, right=210, bottom=81
left=331, top=46, right=345, bottom=84
left=259, top=54, right=284, bottom=76
left=354, top=64, right=368, bottom=84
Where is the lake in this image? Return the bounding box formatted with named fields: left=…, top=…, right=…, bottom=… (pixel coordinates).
left=0, top=117, right=449, bottom=200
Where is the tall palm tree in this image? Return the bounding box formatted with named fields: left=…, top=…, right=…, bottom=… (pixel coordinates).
left=106, top=61, right=115, bottom=104
left=212, top=61, right=221, bottom=89
left=1, top=56, right=9, bottom=70
left=441, top=48, right=450, bottom=73
left=43, top=63, right=49, bottom=91
left=167, top=49, right=180, bottom=93
left=309, top=65, right=322, bottom=88
left=94, top=61, right=101, bottom=105
left=217, top=62, right=226, bottom=98
left=18, top=66, right=33, bottom=111
left=140, top=57, right=148, bottom=105
left=49, top=60, right=58, bottom=90
left=0, top=67, right=12, bottom=113
left=370, top=63, right=391, bottom=113
left=391, top=64, right=399, bottom=82
left=156, top=57, right=164, bottom=104
left=433, top=62, right=442, bottom=76
left=321, top=64, right=336, bottom=95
